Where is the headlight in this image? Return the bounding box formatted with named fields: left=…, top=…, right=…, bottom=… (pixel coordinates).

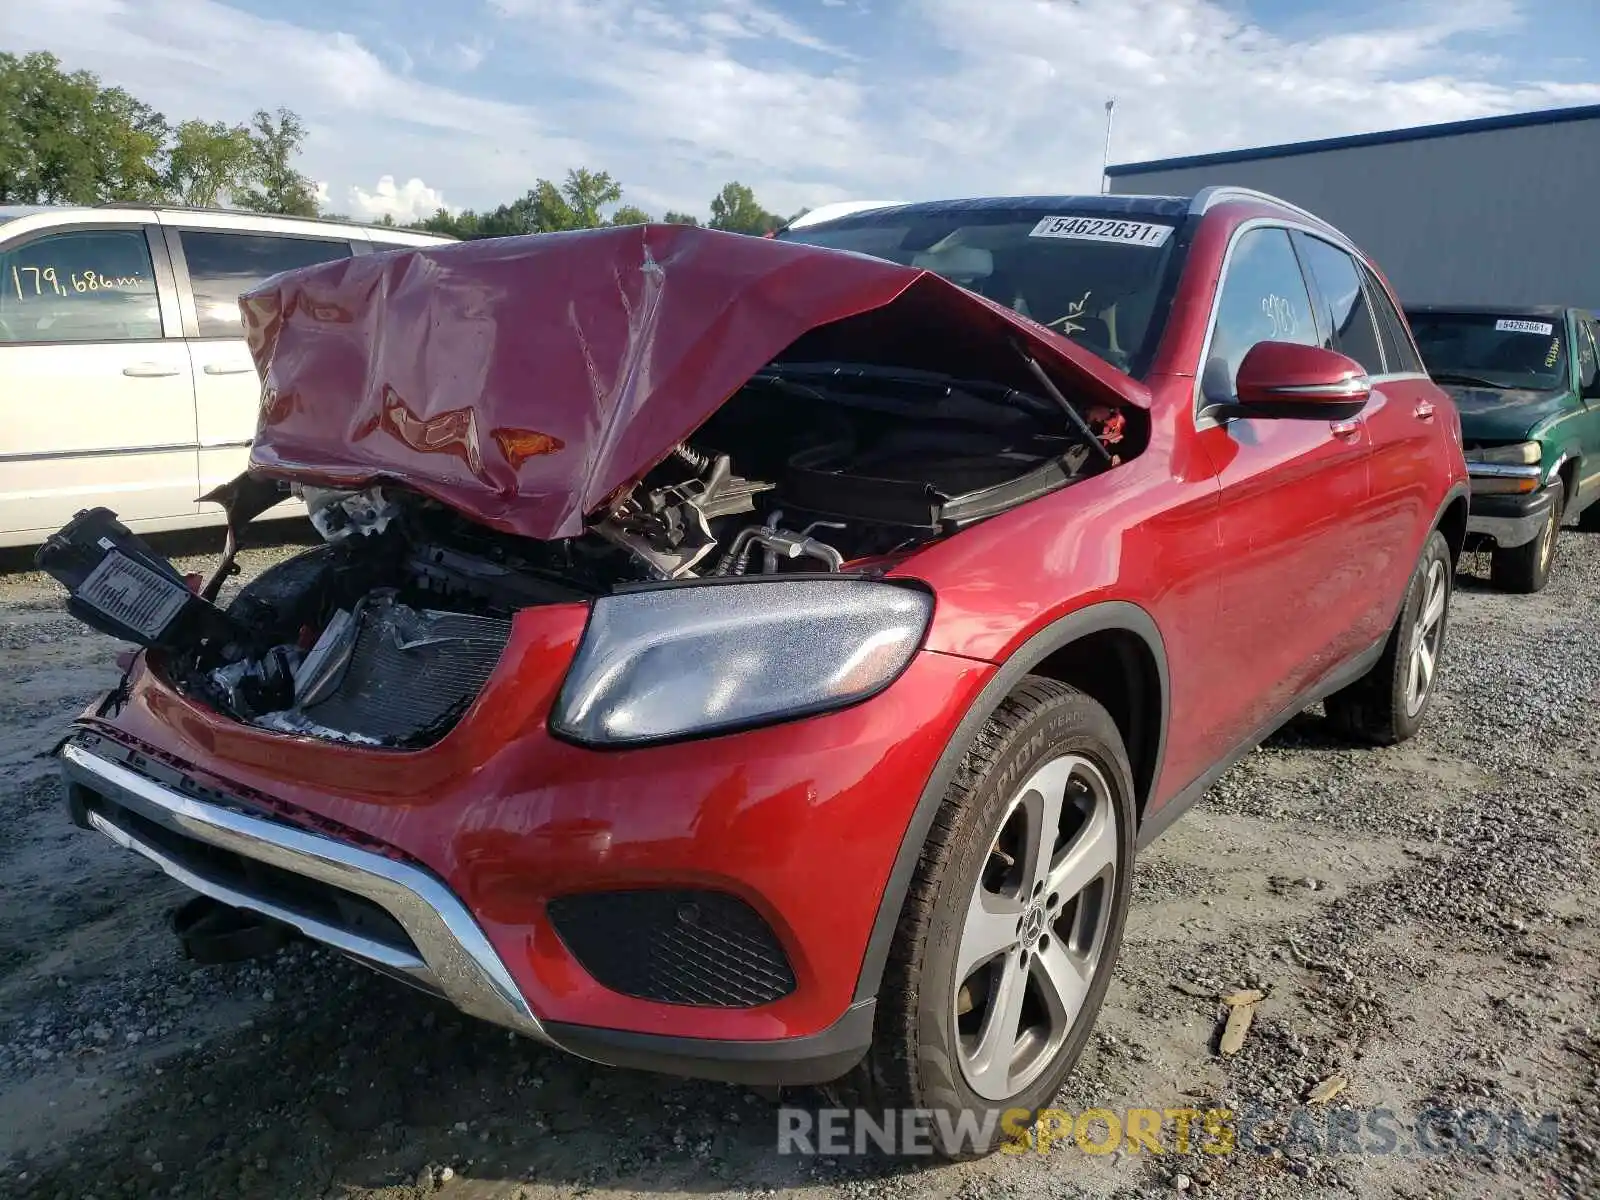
left=551, top=579, right=934, bottom=746
left=1465, top=441, right=1540, bottom=465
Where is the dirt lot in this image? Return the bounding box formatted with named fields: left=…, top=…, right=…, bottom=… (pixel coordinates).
left=1, top=522, right=1597, bottom=1200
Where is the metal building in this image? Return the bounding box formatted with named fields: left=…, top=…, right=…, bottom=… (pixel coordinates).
left=1105, top=104, right=1600, bottom=311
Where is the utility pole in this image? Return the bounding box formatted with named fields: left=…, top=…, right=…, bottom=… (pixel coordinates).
left=1100, top=98, right=1116, bottom=194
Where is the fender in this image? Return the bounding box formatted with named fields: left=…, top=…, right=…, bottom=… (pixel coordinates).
left=850, top=600, right=1169, bottom=1004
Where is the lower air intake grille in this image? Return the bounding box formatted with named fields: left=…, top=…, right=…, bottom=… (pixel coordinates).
left=298, top=602, right=511, bottom=744
left=547, top=889, right=796, bottom=1008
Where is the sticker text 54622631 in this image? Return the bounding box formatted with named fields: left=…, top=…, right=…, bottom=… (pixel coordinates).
left=1030, top=216, right=1174, bottom=248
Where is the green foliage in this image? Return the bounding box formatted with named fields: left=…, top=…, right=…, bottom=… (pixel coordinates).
left=662, top=211, right=701, bottom=226
left=0, top=54, right=320, bottom=214
left=609, top=204, right=653, bottom=226
left=708, top=181, right=781, bottom=235
left=0, top=51, right=166, bottom=204
left=233, top=108, right=320, bottom=216
left=164, top=119, right=256, bottom=207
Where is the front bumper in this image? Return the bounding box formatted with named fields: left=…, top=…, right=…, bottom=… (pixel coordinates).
left=1466, top=478, right=1555, bottom=548
left=61, top=621, right=993, bottom=1084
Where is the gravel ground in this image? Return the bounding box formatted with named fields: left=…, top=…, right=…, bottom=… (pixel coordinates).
left=1, top=521, right=1597, bottom=1200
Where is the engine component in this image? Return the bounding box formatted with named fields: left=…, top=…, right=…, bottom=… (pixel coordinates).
left=712, top=524, right=844, bottom=575
left=253, top=595, right=513, bottom=746
left=35, top=507, right=240, bottom=649
left=593, top=444, right=773, bottom=579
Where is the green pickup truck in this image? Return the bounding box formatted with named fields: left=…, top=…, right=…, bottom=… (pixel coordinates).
left=1406, top=305, right=1600, bottom=592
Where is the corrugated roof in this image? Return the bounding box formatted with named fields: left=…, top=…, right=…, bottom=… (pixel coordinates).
left=1107, top=103, right=1600, bottom=177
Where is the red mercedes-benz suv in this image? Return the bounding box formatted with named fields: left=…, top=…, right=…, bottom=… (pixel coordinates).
left=43, top=187, right=1467, bottom=1155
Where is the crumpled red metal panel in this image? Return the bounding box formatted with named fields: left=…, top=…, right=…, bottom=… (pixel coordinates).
left=240, top=223, right=1146, bottom=540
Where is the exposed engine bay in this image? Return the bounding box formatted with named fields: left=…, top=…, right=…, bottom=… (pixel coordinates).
left=37, top=360, right=1135, bottom=749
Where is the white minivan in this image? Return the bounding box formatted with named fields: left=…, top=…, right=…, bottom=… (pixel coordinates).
left=0, top=205, right=453, bottom=548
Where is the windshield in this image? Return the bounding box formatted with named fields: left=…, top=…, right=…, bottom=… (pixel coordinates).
left=778, top=207, right=1186, bottom=376
left=1408, top=312, right=1567, bottom=390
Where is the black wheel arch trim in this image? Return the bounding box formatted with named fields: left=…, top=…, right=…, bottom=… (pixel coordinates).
left=849, top=600, right=1169, bottom=1005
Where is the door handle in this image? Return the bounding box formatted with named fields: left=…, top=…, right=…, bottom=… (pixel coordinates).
left=1414, top=399, right=1436, bottom=420
left=202, top=363, right=253, bottom=376
left=1330, top=418, right=1362, bottom=439
left=122, top=363, right=181, bottom=378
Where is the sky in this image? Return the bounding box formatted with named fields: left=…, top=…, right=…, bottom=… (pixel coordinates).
left=2, top=0, right=1597, bottom=224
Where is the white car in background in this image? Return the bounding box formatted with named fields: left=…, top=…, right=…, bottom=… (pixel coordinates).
left=0, top=205, right=451, bottom=548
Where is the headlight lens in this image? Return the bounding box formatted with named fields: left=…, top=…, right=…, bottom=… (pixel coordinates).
left=1465, top=441, right=1541, bottom=465
left=551, top=579, right=934, bottom=746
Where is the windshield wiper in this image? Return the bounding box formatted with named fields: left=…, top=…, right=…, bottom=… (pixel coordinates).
left=1430, top=372, right=1509, bottom=389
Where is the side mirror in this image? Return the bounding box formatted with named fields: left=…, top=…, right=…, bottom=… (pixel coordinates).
left=1223, top=342, right=1371, bottom=421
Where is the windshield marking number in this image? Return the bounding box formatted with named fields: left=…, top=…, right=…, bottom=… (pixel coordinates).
left=1495, top=319, right=1554, bottom=336
left=1030, top=216, right=1174, bottom=247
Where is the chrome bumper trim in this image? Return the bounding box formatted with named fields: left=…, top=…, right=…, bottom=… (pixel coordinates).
left=60, top=742, right=547, bottom=1041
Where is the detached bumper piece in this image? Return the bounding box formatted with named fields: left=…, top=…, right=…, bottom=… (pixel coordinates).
left=547, top=889, right=797, bottom=1008
left=58, top=737, right=546, bottom=1041
left=1466, top=481, right=1555, bottom=549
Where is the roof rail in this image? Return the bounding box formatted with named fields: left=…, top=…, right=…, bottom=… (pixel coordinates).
left=1188, top=186, right=1329, bottom=226
left=96, top=201, right=432, bottom=237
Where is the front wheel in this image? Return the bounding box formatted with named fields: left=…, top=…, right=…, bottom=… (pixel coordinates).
left=1490, top=490, right=1561, bottom=593
left=1325, top=529, right=1453, bottom=745
left=830, top=678, right=1135, bottom=1158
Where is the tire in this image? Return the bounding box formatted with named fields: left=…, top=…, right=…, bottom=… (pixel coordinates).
left=1325, top=529, right=1452, bottom=746
left=828, top=678, right=1136, bottom=1158
left=1489, top=489, right=1561, bottom=593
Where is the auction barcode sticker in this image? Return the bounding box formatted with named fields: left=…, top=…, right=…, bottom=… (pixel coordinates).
left=1030, top=216, right=1174, bottom=247
left=1495, top=318, right=1554, bottom=335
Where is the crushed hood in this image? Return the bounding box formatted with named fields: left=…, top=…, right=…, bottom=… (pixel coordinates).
left=240, top=223, right=1147, bottom=540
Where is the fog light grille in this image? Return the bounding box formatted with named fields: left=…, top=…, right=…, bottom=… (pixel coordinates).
left=547, top=889, right=796, bottom=1008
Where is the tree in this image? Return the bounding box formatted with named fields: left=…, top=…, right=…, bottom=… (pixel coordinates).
left=0, top=51, right=167, bottom=204
left=708, top=182, right=779, bottom=235
left=609, top=204, right=653, bottom=226
left=234, top=107, right=320, bottom=216
left=163, top=118, right=256, bottom=207
left=662, top=211, right=701, bottom=226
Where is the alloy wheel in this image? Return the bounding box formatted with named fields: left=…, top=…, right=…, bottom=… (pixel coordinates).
left=954, top=753, right=1118, bottom=1101
left=1538, top=502, right=1558, bottom=571
left=1404, top=558, right=1448, bottom=717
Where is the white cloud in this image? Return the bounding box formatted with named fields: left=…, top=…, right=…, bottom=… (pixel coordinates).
left=350, top=175, right=450, bottom=223
left=2, top=0, right=1597, bottom=222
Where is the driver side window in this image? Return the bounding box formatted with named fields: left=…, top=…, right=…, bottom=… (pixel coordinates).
left=1202, top=227, right=1318, bottom=405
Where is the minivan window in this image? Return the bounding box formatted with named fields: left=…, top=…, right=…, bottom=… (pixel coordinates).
left=1202, top=227, right=1318, bottom=403
left=0, top=229, right=162, bottom=344
left=181, top=230, right=352, bottom=337
left=1291, top=234, right=1384, bottom=374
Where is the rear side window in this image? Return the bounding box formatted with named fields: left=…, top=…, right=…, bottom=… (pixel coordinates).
left=180, top=230, right=352, bottom=337
left=1361, top=266, right=1425, bottom=375
left=1291, top=233, right=1384, bottom=374
left=1202, top=226, right=1318, bottom=404
left=0, top=228, right=162, bottom=344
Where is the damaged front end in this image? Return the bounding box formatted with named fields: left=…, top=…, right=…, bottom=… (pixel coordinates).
left=37, top=224, right=1145, bottom=750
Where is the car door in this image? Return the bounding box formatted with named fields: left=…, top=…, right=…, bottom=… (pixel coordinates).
left=1293, top=233, right=1440, bottom=644
left=0, top=222, right=197, bottom=545
left=166, top=226, right=355, bottom=504
left=1566, top=314, right=1600, bottom=514
left=1191, top=224, right=1379, bottom=752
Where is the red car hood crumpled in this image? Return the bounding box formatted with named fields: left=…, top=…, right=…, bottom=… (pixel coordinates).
left=240, top=223, right=1147, bottom=540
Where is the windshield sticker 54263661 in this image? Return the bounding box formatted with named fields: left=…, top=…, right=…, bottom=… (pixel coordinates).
left=1030, top=216, right=1174, bottom=248
left=1495, top=318, right=1555, bottom=336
